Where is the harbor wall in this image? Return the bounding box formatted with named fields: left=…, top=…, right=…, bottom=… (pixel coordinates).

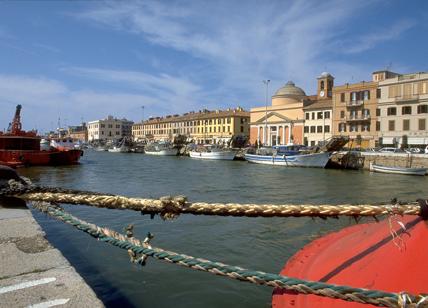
left=331, top=152, right=428, bottom=170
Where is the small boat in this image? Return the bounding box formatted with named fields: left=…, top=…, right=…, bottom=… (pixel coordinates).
left=108, top=139, right=130, bottom=153
left=189, top=145, right=236, bottom=160
left=0, top=105, right=83, bottom=167
left=369, top=162, right=427, bottom=176
left=144, top=142, right=178, bottom=156
left=245, top=145, right=330, bottom=168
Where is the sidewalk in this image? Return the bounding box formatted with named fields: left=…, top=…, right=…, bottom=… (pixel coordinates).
left=0, top=198, right=104, bottom=307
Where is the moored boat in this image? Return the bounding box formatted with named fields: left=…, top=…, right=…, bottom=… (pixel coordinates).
left=0, top=105, right=83, bottom=167
left=144, top=142, right=178, bottom=156
left=369, top=162, right=427, bottom=176
left=245, top=145, right=330, bottom=168
left=108, top=139, right=130, bottom=153
left=189, top=145, right=236, bottom=160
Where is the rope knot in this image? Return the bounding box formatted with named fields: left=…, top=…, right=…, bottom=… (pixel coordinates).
left=159, top=195, right=187, bottom=220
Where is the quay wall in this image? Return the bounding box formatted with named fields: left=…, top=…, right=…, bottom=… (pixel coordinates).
left=332, top=152, right=428, bottom=170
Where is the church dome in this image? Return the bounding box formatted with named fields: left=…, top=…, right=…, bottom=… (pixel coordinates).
left=273, top=81, right=306, bottom=98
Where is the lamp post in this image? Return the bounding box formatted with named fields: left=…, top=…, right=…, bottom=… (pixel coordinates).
left=263, top=79, right=270, bottom=146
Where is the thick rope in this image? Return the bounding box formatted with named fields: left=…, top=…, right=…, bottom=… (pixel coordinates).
left=2, top=179, right=426, bottom=220
left=31, top=202, right=427, bottom=308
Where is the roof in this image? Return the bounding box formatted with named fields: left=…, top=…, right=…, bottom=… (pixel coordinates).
left=137, top=108, right=250, bottom=125
left=303, top=99, right=332, bottom=110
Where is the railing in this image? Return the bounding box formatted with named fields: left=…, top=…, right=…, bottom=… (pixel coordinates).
left=346, top=100, right=364, bottom=107
left=346, top=115, right=371, bottom=121
left=394, top=95, right=419, bottom=103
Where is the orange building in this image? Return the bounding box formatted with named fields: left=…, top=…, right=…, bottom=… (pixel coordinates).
left=250, top=81, right=307, bottom=146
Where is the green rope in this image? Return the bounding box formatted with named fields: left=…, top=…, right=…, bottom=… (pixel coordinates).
left=31, top=202, right=427, bottom=308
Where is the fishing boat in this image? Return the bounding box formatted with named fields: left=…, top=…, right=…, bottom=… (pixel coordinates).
left=0, top=105, right=83, bottom=167
left=272, top=214, right=428, bottom=307
left=144, top=142, right=178, bottom=156
left=369, top=162, right=427, bottom=176
left=245, top=145, right=330, bottom=168
left=108, top=139, right=130, bottom=153
left=189, top=145, right=236, bottom=160
left=50, top=137, right=82, bottom=151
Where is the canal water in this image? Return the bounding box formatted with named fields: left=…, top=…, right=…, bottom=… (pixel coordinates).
left=19, top=151, right=427, bottom=307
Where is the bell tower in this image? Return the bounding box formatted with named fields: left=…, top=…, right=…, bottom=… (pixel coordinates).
left=317, top=72, right=334, bottom=99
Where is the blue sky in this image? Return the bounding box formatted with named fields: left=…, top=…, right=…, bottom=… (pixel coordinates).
left=1, top=0, right=427, bottom=132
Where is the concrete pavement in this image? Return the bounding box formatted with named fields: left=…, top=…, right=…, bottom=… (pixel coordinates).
left=0, top=199, right=104, bottom=308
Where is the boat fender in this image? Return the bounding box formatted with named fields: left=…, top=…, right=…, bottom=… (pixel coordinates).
left=417, top=199, right=428, bottom=220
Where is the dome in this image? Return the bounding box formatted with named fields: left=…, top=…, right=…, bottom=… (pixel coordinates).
left=319, top=72, right=333, bottom=78
left=273, top=81, right=306, bottom=98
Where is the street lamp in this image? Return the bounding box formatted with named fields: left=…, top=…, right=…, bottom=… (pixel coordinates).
left=262, top=80, right=270, bottom=146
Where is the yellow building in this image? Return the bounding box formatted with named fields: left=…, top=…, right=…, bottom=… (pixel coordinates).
left=132, top=107, right=250, bottom=144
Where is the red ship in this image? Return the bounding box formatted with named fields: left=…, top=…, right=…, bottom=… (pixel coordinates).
left=0, top=105, right=83, bottom=167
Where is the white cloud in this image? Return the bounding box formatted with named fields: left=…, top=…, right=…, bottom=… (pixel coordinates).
left=75, top=0, right=382, bottom=97
left=341, top=20, right=415, bottom=54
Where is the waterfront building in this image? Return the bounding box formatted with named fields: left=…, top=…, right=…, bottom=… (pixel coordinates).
left=67, top=123, right=88, bottom=142
left=332, top=78, right=379, bottom=148
left=87, top=116, right=134, bottom=141
left=250, top=81, right=307, bottom=146
left=376, top=71, right=428, bottom=147
left=132, top=107, right=250, bottom=144
left=303, top=73, right=334, bottom=146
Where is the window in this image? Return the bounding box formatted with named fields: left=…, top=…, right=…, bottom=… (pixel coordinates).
left=351, top=92, right=357, bottom=101
left=311, top=141, right=316, bottom=146
left=340, top=93, right=345, bottom=102
left=388, top=120, right=395, bottom=131
left=376, top=88, right=381, bottom=98
left=363, top=90, right=370, bottom=100
left=376, top=121, right=381, bottom=131
left=403, top=119, right=410, bottom=131
left=310, top=126, right=316, bottom=133
left=304, top=126, right=309, bottom=133
left=417, top=105, right=428, bottom=114
left=362, top=124, right=370, bottom=132
left=320, top=80, right=325, bottom=90
left=387, top=107, right=397, bottom=116
left=311, top=112, right=315, bottom=120
left=376, top=108, right=381, bottom=116
left=305, top=113, right=310, bottom=120
left=209, top=127, right=212, bottom=133
left=324, top=111, right=330, bottom=119
left=324, top=125, right=330, bottom=133
left=213, top=127, right=216, bottom=132
left=363, top=109, right=370, bottom=117
left=339, top=123, right=346, bottom=132
left=240, top=126, right=244, bottom=133
left=317, top=112, right=323, bottom=119
left=227, top=126, right=231, bottom=132
left=227, top=118, right=231, bottom=124
left=350, top=125, right=357, bottom=132
left=317, top=126, right=323, bottom=133
left=402, top=106, right=412, bottom=115
left=340, top=110, right=345, bottom=118
left=419, top=119, right=426, bottom=130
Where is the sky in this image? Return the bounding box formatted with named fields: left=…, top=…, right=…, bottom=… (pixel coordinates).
left=1, top=0, right=427, bottom=133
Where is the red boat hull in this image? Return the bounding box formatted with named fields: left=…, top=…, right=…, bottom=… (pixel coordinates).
left=0, top=149, right=83, bottom=167
left=272, top=215, right=428, bottom=307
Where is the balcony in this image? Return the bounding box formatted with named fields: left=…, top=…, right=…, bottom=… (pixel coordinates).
left=346, top=100, right=364, bottom=107
left=393, top=95, right=419, bottom=103
left=346, top=115, right=371, bottom=122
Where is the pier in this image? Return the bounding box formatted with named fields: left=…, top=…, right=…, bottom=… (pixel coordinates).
left=0, top=199, right=103, bottom=307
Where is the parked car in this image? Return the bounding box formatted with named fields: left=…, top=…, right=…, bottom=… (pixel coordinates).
left=404, top=148, right=421, bottom=154
left=379, top=147, right=403, bottom=153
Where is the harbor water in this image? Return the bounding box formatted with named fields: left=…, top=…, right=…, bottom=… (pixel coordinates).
left=19, top=151, right=428, bottom=308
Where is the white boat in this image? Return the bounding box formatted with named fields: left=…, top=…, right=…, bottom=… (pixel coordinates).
left=189, top=145, right=236, bottom=160
left=108, top=139, right=130, bottom=153
left=144, top=142, right=178, bottom=156
left=369, top=162, right=427, bottom=176
left=245, top=151, right=330, bottom=168
left=40, top=138, right=50, bottom=151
